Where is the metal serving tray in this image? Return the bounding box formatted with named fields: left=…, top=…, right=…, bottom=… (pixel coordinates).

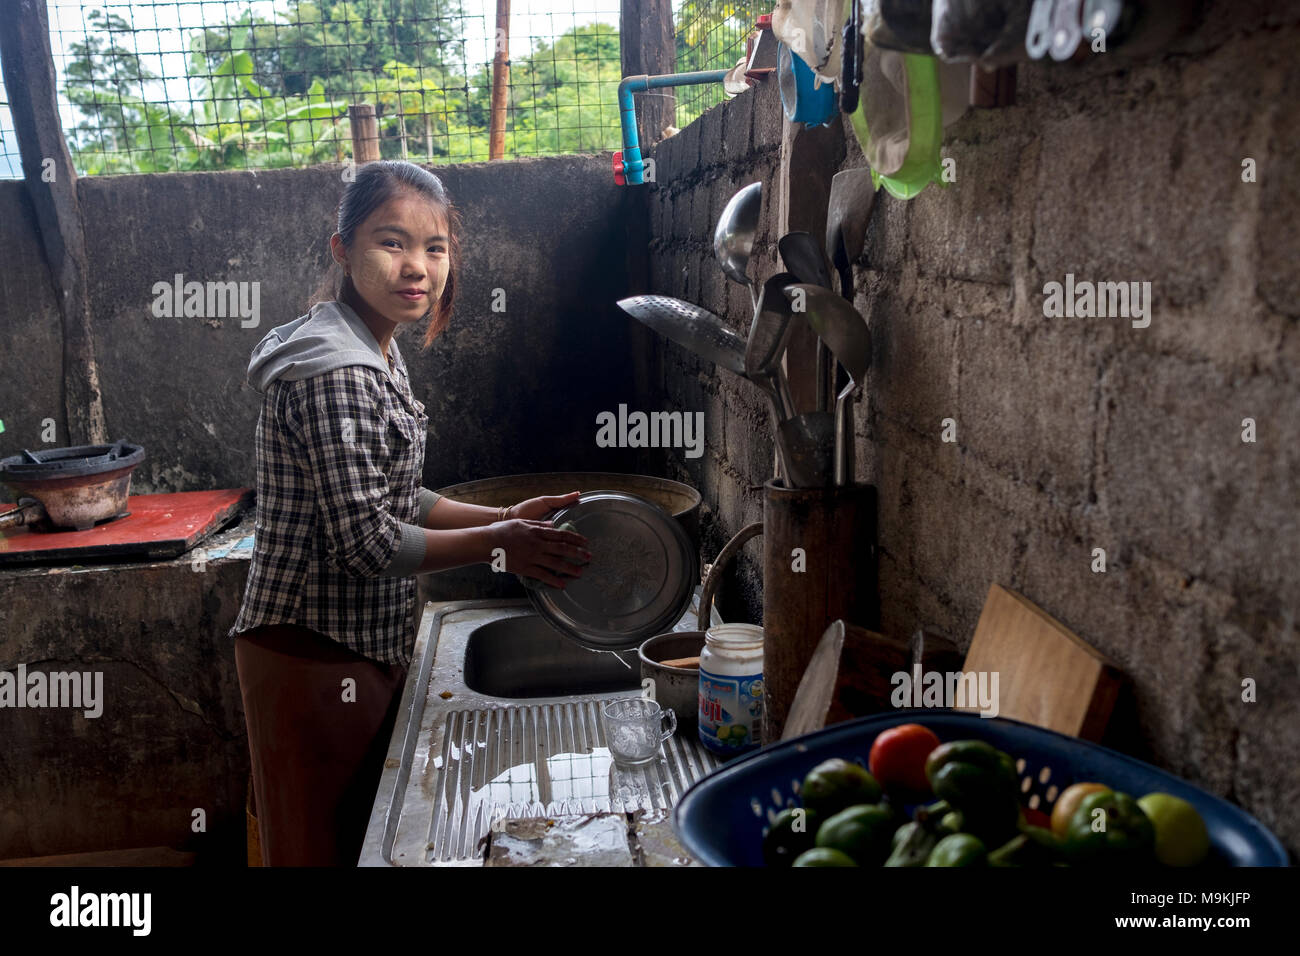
left=529, top=491, right=698, bottom=651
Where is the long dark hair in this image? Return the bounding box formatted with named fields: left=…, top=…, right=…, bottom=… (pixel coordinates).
left=311, top=160, right=461, bottom=348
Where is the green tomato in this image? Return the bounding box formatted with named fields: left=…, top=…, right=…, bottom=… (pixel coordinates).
left=1137, top=793, right=1209, bottom=867
left=1064, top=790, right=1155, bottom=864
left=815, top=804, right=896, bottom=866
left=925, top=833, right=987, bottom=867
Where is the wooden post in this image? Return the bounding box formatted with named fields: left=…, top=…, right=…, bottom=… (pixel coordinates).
left=778, top=114, right=844, bottom=423
left=488, top=0, right=511, bottom=160
left=0, top=0, right=107, bottom=446
left=348, top=104, right=381, bottom=163
left=762, top=479, right=878, bottom=740
left=620, top=0, right=675, bottom=149
left=970, top=65, right=1016, bottom=108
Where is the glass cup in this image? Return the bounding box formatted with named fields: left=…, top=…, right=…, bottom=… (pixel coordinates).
left=602, top=697, right=676, bottom=766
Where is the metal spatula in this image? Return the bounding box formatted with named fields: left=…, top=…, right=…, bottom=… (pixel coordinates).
left=779, top=231, right=836, bottom=414
left=825, top=168, right=876, bottom=416
left=746, top=272, right=801, bottom=419
left=746, top=273, right=802, bottom=483
left=777, top=411, right=835, bottom=488
left=617, top=295, right=748, bottom=374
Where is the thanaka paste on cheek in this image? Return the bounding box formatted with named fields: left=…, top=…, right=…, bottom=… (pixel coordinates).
left=358, top=248, right=393, bottom=287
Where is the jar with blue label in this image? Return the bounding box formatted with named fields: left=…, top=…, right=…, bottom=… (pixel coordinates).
left=698, top=623, right=763, bottom=756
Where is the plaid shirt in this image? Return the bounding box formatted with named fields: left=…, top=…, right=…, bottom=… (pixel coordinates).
left=231, top=339, right=428, bottom=666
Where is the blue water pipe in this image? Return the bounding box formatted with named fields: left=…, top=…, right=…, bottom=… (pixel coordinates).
left=615, top=69, right=730, bottom=185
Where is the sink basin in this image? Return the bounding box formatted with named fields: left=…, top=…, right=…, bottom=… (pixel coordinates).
left=463, top=615, right=640, bottom=698
left=360, top=596, right=724, bottom=867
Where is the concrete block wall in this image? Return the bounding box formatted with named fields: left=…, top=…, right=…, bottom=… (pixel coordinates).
left=640, top=79, right=787, bottom=619
left=645, top=3, right=1300, bottom=856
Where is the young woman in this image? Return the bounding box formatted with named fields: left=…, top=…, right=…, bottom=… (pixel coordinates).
left=230, top=160, right=590, bottom=866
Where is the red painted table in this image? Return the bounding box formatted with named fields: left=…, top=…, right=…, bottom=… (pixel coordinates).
left=0, top=488, right=253, bottom=566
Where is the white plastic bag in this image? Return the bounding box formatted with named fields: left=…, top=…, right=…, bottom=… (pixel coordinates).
left=771, top=0, right=846, bottom=86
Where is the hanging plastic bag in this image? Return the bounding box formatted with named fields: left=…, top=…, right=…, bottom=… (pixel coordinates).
left=771, top=0, right=846, bottom=86
left=849, top=38, right=967, bottom=198
left=862, top=0, right=935, bottom=53
left=722, top=55, right=750, bottom=96
left=851, top=46, right=914, bottom=178
left=930, top=0, right=1032, bottom=64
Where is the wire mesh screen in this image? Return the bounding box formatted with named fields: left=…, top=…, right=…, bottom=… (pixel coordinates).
left=672, top=0, right=763, bottom=129
left=34, top=0, right=622, bottom=175
left=0, top=51, right=22, bottom=178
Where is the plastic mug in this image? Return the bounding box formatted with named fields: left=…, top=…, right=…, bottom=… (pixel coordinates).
left=602, top=697, right=676, bottom=765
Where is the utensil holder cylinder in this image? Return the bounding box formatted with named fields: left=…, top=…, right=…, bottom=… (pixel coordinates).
left=762, top=478, right=878, bottom=741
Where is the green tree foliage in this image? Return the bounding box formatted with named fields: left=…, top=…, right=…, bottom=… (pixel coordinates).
left=673, top=0, right=764, bottom=125
left=189, top=0, right=467, bottom=98
left=61, top=2, right=623, bottom=173
left=499, top=25, right=622, bottom=155
left=64, top=10, right=180, bottom=172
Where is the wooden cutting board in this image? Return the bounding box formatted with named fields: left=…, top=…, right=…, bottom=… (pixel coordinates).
left=957, top=584, right=1121, bottom=741
left=780, top=620, right=916, bottom=741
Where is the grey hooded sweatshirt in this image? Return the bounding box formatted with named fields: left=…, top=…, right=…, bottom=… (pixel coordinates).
left=246, top=299, right=439, bottom=576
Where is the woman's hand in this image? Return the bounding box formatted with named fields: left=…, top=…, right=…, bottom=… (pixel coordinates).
left=493, top=516, right=591, bottom=589
left=508, top=490, right=581, bottom=521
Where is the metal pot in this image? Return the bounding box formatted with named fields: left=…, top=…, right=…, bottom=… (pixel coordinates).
left=638, top=631, right=707, bottom=733
left=635, top=520, right=765, bottom=735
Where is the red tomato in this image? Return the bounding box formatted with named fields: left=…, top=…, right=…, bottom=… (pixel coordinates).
left=1023, top=807, right=1052, bottom=830
left=868, top=724, right=941, bottom=795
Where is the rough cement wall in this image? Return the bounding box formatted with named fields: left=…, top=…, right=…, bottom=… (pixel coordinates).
left=0, top=520, right=251, bottom=861
left=0, top=186, right=65, bottom=448
left=645, top=3, right=1299, bottom=856
left=0, top=154, right=648, bottom=860
left=0, top=154, right=642, bottom=492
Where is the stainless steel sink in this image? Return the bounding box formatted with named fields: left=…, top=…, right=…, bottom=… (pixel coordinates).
left=462, top=615, right=640, bottom=698
left=360, top=595, right=722, bottom=867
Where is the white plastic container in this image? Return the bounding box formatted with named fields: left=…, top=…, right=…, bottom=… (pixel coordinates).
left=698, top=623, right=764, bottom=756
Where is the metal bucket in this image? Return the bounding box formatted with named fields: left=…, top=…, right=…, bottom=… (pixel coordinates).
left=419, top=472, right=702, bottom=603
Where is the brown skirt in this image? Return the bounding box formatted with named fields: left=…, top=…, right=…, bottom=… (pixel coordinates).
left=235, top=623, right=407, bottom=866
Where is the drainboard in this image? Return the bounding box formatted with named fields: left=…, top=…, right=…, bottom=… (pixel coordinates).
left=427, top=703, right=718, bottom=863
left=361, top=597, right=724, bottom=867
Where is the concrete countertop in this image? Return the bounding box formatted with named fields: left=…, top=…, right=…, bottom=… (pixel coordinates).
left=0, top=511, right=256, bottom=862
